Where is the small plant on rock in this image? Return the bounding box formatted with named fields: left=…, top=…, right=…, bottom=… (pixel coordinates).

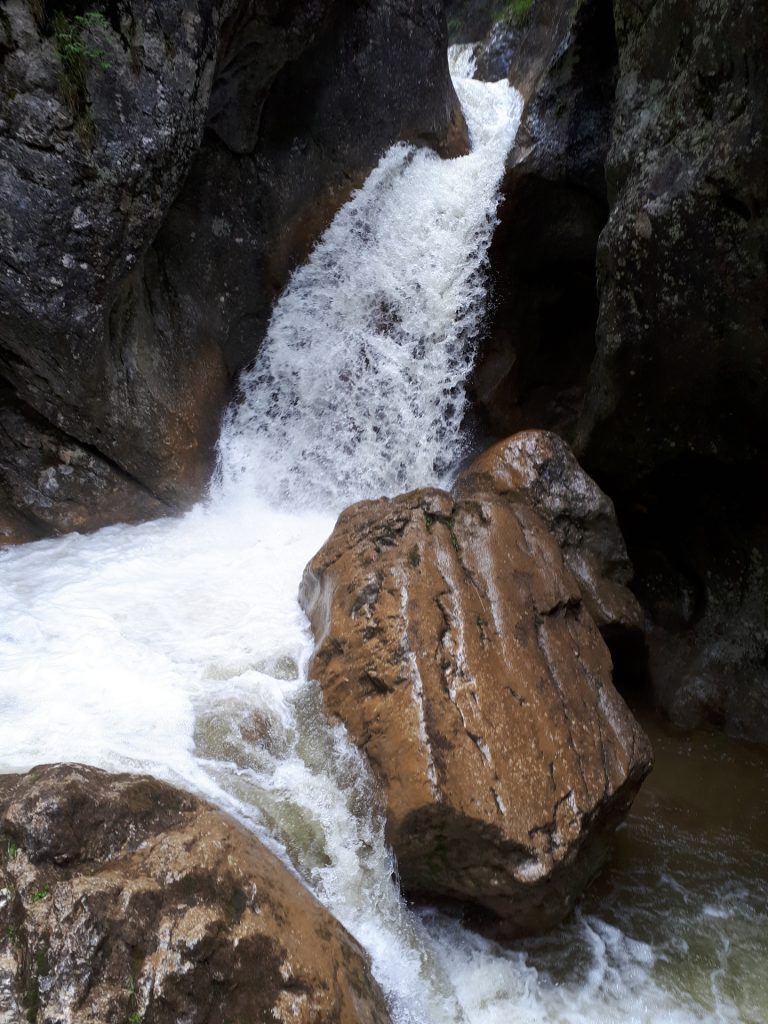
left=52, top=9, right=111, bottom=137
left=125, top=971, right=143, bottom=1024
left=502, top=0, right=534, bottom=24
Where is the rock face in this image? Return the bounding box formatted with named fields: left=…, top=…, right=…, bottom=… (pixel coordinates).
left=467, top=0, right=618, bottom=441
left=0, top=0, right=466, bottom=542
left=455, top=430, right=643, bottom=646
left=577, top=0, right=768, bottom=492
left=617, top=475, right=768, bottom=742
left=300, top=487, right=652, bottom=936
left=0, top=764, right=391, bottom=1024
left=445, top=0, right=510, bottom=44
left=573, top=0, right=768, bottom=740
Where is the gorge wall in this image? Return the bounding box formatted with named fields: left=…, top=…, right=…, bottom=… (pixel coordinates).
left=451, top=0, right=768, bottom=740
left=0, top=0, right=466, bottom=541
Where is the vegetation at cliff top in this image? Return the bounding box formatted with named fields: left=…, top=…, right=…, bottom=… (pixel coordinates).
left=448, top=0, right=534, bottom=38
left=503, top=0, right=535, bottom=23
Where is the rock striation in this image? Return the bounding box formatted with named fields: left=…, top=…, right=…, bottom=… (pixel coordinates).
left=455, top=430, right=643, bottom=646
left=0, top=763, right=391, bottom=1024
left=300, top=486, right=652, bottom=936
left=0, top=0, right=466, bottom=542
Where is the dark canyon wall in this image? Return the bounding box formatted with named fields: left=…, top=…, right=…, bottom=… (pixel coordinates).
left=454, top=0, right=768, bottom=740
left=0, top=0, right=466, bottom=541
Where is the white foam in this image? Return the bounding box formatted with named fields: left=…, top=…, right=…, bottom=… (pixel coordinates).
left=448, top=43, right=479, bottom=81
left=216, top=72, right=521, bottom=509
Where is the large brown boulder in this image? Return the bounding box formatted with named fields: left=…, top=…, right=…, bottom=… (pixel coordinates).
left=456, top=431, right=643, bottom=644
left=300, top=488, right=652, bottom=936
left=0, top=764, right=391, bottom=1024
left=0, top=0, right=465, bottom=543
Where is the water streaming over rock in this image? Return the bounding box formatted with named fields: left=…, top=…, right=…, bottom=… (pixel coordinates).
left=1, top=52, right=766, bottom=1024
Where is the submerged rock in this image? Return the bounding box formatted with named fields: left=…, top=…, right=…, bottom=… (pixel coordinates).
left=300, top=488, right=652, bottom=936
left=0, top=764, right=391, bottom=1024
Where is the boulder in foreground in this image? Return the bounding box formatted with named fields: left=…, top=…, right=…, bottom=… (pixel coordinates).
left=0, top=764, right=391, bottom=1024
left=300, top=488, right=652, bottom=936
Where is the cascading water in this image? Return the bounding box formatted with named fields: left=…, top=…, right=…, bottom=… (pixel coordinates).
left=1, top=51, right=766, bottom=1024
left=218, top=60, right=517, bottom=508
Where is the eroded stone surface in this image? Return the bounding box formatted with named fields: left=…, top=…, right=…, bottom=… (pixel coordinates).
left=456, top=431, right=643, bottom=641
left=574, top=0, right=768, bottom=740
left=0, top=764, right=391, bottom=1024
left=300, top=488, right=652, bottom=935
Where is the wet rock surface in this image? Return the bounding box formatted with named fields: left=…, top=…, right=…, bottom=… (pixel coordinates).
left=0, top=0, right=465, bottom=542
left=0, top=763, right=392, bottom=1024
left=576, top=0, right=768, bottom=492
left=455, top=430, right=642, bottom=645
left=574, top=0, right=768, bottom=740
left=468, top=0, right=617, bottom=441
left=300, top=487, right=652, bottom=936
left=617, top=472, right=768, bottom=743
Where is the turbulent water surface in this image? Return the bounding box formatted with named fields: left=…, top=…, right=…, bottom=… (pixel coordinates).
left=1, top=52, right=766, bottom=1024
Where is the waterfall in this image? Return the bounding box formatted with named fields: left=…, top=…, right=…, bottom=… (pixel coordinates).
left=0, top=50, right=765, bottom=1024
left=216, top=72, right=519, bottom=508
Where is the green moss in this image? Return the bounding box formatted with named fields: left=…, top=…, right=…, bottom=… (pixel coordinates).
left=24, top=948, right=49, bottom=1021
left=448, top=15, right=464, bottom=36
left=29, top=886, right=49, bottom=904
left=125, top=968, right=144, bottom=1024
left=51, top=9, right=111, bottom=138
left=500, top=0, right=534, bottom=25
left=24, top=977, right=39, bottom=1022
left=447, top=0, right=534, bottom=41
